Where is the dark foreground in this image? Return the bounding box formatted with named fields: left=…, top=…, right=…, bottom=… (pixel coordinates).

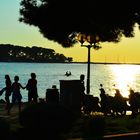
left=1, top=102, right=140, bottom=140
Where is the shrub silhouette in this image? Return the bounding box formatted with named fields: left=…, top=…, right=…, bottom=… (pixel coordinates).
left=83, top=115, right=106, bottom=139
left=19, top=103, right=77, bottom=139
left=0, top=117, right=10, bottom=138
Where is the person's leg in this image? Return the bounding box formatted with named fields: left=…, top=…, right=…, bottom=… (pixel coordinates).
left=5, top=95, right=10, bottom=110
left=18, top=101, right=21, bottom=113
left=18, top=93, right=23, bottom=113
left=33, top=96, right=38, bottom=103
left=8, top=96, right=15, bottom=115
left=28, top=93, right=32, bottom=103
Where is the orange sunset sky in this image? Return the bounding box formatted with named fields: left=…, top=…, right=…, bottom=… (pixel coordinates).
left=1, top=0, right=140, bottom=63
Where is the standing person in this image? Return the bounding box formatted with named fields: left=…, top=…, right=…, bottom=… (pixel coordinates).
left=8, top=75, right=25, bottom=114
left=129, top=87, right=138, bottom=116
left=113, top=84, right=127, bottom=116
left=99, top=84, right=105, bottom=95
left=99, top=84, right=110, bottom=115
left=80, top=74, right=86, bottom=107
left=80, top=74, right=85, bottom=94
left=0, top=75, right=12, bottom=111
left=4, top=75, right=12, bottom=110
left=26, top=73, right=38, bottom=103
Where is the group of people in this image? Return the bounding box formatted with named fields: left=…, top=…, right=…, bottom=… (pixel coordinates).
left=0, top=73, right=38, bottom=115
left=99, top=84, right=140, bottom=116
left=79, top=79, right=140, bottom=116
left=0, top=73, right=85, bottom=115
left=3, top=72, right=138, bottom=116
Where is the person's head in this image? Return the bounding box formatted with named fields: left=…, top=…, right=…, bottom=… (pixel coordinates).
left=14, top=75, right=19, bottom=82
left=80, top=74, right=85, bottom=81
left=52, top=85, right=57, bottom=89
left=31, top=73, right=36, bottom=79
left=100, top=84, right=103, bottom=87
left=5, top=75, right=10, bottom=80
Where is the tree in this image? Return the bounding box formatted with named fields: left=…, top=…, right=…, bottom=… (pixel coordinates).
left=0, top=44, right=72, bottom=62
left=19, top=0, right=140, bottom=47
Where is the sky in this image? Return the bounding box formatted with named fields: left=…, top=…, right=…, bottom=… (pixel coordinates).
left=1, top=0, right=140, bottom=63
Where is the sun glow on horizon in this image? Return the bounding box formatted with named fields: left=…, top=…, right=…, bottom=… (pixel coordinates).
left=110, top=65, right=140, bottom=97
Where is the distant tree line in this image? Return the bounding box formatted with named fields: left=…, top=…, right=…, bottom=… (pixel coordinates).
left=0, top=44, right=73, bottom=63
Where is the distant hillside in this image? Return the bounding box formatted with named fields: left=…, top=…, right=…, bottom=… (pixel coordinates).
left=0, top=44, right=73, bottom=63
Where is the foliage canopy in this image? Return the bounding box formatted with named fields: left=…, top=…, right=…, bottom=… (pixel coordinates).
left=19, top=0, right=140, bottom=47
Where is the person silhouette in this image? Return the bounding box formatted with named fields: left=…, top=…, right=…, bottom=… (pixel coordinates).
left=99, top=84, right=109, bottom=115
left=3, top=75, right=12, bottom=110
left=80, top=74, right=85, bottom=90
left=113, top=84, right=123, bottom=99
left=99, top=84, right=105, bottom=95
left=0, top=75, right=12, bottom=112
left=128, top=87, right=138, bottom=116
left=8, top=75, right=25, bottom=114
left=80, top=74, right=85, bottom=107
left=113, top=84, right=127, bottom=116
left=65, top=71, right=71, bottom=76
left=26, top=73, right=38, bottom=103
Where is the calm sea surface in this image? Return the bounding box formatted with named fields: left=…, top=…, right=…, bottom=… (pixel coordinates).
left=0, top=62, right=140, bottom=102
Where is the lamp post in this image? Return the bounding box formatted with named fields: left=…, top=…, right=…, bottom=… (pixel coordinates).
left=77, top=34, right=101, bottom=95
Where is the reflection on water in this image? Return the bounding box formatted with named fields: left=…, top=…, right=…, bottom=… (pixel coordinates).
left=1, top=63, right=140, bottom=102
left=109, top=65, right=140, bottom=97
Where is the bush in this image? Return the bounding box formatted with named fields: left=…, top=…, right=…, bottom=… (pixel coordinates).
left=0, top=117, right=10, bottom=138
left=82, top=115, right=106, bottom=139
left=19, top=102, right=77, bottom=139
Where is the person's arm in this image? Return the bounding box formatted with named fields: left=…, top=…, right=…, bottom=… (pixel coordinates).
left=19, top=83, right=25, bottom=89
left=0, top=88, right=5, bottom=96
left=2, top=87, right=6, bottom=90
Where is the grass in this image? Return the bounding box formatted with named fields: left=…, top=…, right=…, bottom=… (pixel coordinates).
left=105, top=115, right=140, bottom=134
left=64, top=113, right=140, bottom=139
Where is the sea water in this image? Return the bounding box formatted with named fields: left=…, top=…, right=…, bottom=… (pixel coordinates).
left=0, top=62, right=140, bottom=102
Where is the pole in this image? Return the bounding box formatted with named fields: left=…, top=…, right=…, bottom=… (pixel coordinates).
left=86, top=45, right=91, bottom=94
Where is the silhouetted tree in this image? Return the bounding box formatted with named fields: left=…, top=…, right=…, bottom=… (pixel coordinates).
left=0, top=44, right=72, bottom=62
left=19, top=0, right=140, bottom=47
left=67, top=57, right=73, bottom=63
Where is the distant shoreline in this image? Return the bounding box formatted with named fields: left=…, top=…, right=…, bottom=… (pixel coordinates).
left=70, top=62, right=140, bottom=65
left=0, top=61, right=140, bottom=65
